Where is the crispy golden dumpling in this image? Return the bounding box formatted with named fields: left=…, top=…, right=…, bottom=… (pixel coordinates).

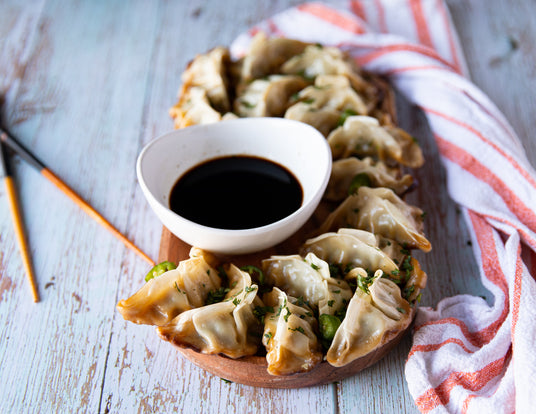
left=169, top=86, right=223, bottom=128
left=116, top=249, right=221, bottom=326
left=235, top=75, right=309, bottom=117
left=300, top=228, right=399, bottom=277
left=318, top=187, right=431, bottom=252
left=240, top=33, right=308, bottom=81
left=281, top=43, right=370, bottom=95
left=284, top=75, right=367, bottom=136
left=181, top=46, right=231, bottom=113
left=383, top=125, right=424, bottom=168
left=157, top=266, right=261, bottom=359
left=325, top=157, right=413, bottom=201
left=262, top=252, right=352, bottom=311
left=326, top=272, right=410, bottom=367
left=328, top=115, right=423, bottom=167
left=262, top=288, right=323, bottom=375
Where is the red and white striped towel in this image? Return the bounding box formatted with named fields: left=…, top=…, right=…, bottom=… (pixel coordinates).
left=232, top=1, right=536, bottom=413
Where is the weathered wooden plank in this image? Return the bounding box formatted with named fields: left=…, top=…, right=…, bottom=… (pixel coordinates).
left=0, top=0, right=163, bottom=412
left=446, top=0, right=536, bottom=167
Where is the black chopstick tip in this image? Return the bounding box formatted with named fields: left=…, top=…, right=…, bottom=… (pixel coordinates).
left=0, top=141, right=10, bottom=178
left=0, top=129, right=45, bottom=172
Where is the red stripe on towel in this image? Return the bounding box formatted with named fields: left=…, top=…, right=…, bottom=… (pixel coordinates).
left=415, top=347, right=511, bottom=412
left=409, top=0, right=434, bottom=48
left=297, top=3, right=366, bottom=34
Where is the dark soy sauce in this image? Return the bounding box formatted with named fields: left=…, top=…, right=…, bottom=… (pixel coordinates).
left=169, top=155, right=303, bottom=230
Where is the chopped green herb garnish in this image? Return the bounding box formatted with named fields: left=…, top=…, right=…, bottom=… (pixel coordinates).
left=253, top=306, right=274, bottom=324
left=396, top=307, right=406, bottom=314
left=329, top=263, right=343, bottom=278
left=334, top=307, right=347, bottom=321
left=232, top=297, right=241, bottom=306
left=264, top=331, right=273, bottom=344
left=357, top=271, right=376, bottom=294
left=288, top=326, right=306, bottom=334
left=292, top=296, right=311, bottom=308
left=402, top=284, right=415, bottom=300
left=401, top=256, right=414, bottom=274
left=283, top=306, right=292, bottom=322
left=310, top=262, right=320, bottom=270
left=327, top=300, right=335, bottom=307
left=240, top=100, right=256, bottom=109
left=205, top=287, right=230, bottom=305
left=174, top=282, right=186, bottom=295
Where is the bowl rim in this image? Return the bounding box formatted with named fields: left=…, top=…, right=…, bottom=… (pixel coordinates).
left=136, top=117, right=332, bottom=236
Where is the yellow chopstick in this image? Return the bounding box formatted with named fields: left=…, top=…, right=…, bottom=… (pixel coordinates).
left=0, top=129, right=155, bottom=267
left=1, top=142, right=40, bottom=302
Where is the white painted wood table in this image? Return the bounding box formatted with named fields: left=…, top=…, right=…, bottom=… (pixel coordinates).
left=1, top=1, right=535, bottom=412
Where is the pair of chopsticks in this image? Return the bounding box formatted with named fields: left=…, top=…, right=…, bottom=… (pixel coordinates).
left=0, top=128, right=155, bottom=302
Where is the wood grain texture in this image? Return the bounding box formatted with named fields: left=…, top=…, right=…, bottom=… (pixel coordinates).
left=0, top=0, right=534, bottom=413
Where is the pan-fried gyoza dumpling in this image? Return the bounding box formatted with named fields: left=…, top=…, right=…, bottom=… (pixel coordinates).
left=326, top=273, right=410, bottom=367
left=169, top=86, right=223, bottom=128
left=300, top=228, right=399, bottom=277
left=327, top=115, right=423, bottom=167
left=383, top=125, right=424, bottom=168
left=235, top=75, right=309, bottom=117
left=289, top=74, right=368, bottom=115
left=240, top=33, right=308, bottom=81
left=262, top=252, right=352, bottom=314
left=325, top=157, right=414, bottom=201
left=284, top=103, right=340, bottom=137
left=284, top=75, right=367, bottom=136
left=318, top=187, right=431, bottom=252
left=262, top=287, right=323, bottom=375
left=222, top=264, right=264, bottom=308
left=281, top=44, right=371, bottom=95
left=181, top=46, right=231, bottom=113
left=368, top=275, right=411, bottom=320
left=116, top=249, right=221, bottom=326
left=157, top=268, right=261, bottom=359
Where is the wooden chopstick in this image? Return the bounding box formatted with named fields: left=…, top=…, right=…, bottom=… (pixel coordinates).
left=0, top=129, right=155, bottom=267
left=0, top=141, right=40, bottom=302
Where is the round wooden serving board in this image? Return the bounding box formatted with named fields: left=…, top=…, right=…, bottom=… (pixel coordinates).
left=157, top=226, right=415, bottom=388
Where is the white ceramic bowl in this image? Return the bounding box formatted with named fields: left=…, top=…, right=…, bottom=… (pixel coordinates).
left=137, top=117, right=332, bottom=255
